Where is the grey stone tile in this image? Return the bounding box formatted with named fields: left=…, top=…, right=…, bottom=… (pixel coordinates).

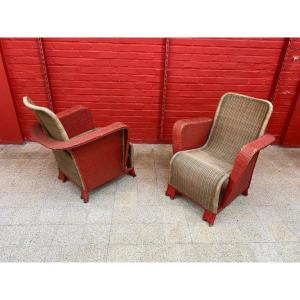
left=107, top=245, right=142, bottom=262
left=107, top=244, right=166, bottom=262
left=86, top=207, right=112, bottom=224
left=238, top=223, right=274, bottom=242
left=9, top=246, right=49, bottom=262
left=217, top=202, right=260, bottom=224
left=110, top=224, right=165, bottom=245
left=164, top=223, right=192, bottom=244
left=188, top=222, right=217, bottom=243
left=286, top=222, right=300, bottom=239
left=45, top=245, right=81, bottom=262
left=24, top=225, right=58, bottom=247
left=74, top=245, right=108, bottom=262
left=266, top=223, right=298, bottom=242
left=52, top=225, right=86, bottom=246
left=160, top=206, right=187, bottom=223
left=135, top=168, right=156, bottom=180
left=134, top=144, right=154, bottom=154
left=135, top=207, right=164, bottom=224
left=193, top=243, right=223, bottom=262
left=139, top=245, right=167, bottom=262
left=87, top=193, right=115, bottom=208
left=0, top=143, right=299, bottom=262
left=0, top=247, right=15, bottom=262
left=165, top=244, right=199, bottom=262
left=83, top=224, right=110, bottom=245
left=254, top=206, right=283, bottom=223
left=218, top=243, right=257, bottom=262
left=37, top=208, right=65, bottom=224
left=0, top=225, right=28, bottom=246
left=211, top=223, right=246, bottom=243
left=12, top=208, right=40, bottom=225
left=115, top=191, right=138, bottom=207
left=184, top=205, right=206, bottom=224
left=276, top=242, right=300, bottom=262
left=135, top=156, right=155, bottom=169
left=0, top=208, right=16, bottom=225
left=116, top=175, right=137, bottom=192
left=249, top=243, right=283, bottom=262
left=112, top=206, right=163, bottom=224
left=62, top=207, right=88, bottom=224
left=278, top=206, right=300, bottom=222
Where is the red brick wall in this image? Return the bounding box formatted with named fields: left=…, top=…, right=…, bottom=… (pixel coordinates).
left=1, top=38, right=299, bottom=144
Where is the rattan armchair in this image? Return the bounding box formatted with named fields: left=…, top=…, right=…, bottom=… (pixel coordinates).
left=23, top=96, right=136, bottom=203
left=166, top=93, right=274, bottom=226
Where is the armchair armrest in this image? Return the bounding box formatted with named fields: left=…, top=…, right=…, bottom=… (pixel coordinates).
left=172, top=117, right=213, bottom=153
left=231, top=134, right=275, bottom=180
left=56, top=105, right=94, bottom=138
left=220, top=134, right=275, bottom=209
left=30, top=121, right=128, bottom=150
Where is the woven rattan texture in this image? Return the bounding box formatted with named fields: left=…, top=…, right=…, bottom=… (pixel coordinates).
left=170, top=93, right=272, bottom=213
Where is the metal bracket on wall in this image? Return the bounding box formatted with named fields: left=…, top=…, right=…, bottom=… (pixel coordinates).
left=159, top=38, right=170, bottom=142
left=37, top=38, right=54, bottom=111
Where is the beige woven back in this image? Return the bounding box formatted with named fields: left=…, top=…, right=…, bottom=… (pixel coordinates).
left=203, top=93, right=273, bottom=163
left=23, top=96, right=84, bottom=189
left=23, top=96, right=68, bottom=141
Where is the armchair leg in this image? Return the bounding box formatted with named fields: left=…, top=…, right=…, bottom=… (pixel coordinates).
left=58, top=170, right=67, bottom=182
left=128, top=168, right=136, bottom=177
left=242, top=189, right=249, bottom=196
left=81, top=189, right=89, bottom=203
left=124, top=168, right=136, bottom=177
left=165, top=184, right=177, bottom=200
left=203, top=210, right=217, bottom=226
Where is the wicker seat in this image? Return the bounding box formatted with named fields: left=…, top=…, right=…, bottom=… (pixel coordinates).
left=166, top=93, right=274, bottom=225
left=23, top=96, right=136, bottom=203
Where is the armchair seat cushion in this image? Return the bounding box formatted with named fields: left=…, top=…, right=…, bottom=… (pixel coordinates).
left=170, top=149, right=233, bottom=213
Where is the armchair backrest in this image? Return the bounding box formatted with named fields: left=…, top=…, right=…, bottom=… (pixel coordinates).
left=23, top=96, right=68, bottom=141
left=205, top=93, right=273, bottom=163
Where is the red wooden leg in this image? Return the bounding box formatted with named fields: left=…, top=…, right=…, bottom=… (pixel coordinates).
left=128, top=168, right=136, bottom=177
left=81, top=189, right=89, bottom=203
left=165, top=184, right=177, bottom=200
left=58, top=170, right=67, bottom=182
left=202, top=210, right=217, bottom=226
left=242, top=189, right=249, bottom=196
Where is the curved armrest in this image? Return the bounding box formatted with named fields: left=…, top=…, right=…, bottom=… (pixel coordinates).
left=230, top=134, right=275, bottom=180
left=172, top=117, right=213, bottom=153
left=220, top=134, right=275, bottom=209
left=56, top=105, right=94, bottom=137
left=31, top=122, right=128, bottom=150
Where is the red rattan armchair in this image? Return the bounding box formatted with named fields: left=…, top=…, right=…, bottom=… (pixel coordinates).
left=23, top=96, right=135, bottom=203
left=166, top=93, right=275, bottom=226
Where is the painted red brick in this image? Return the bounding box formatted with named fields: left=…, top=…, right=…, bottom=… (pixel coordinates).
left=1, top=38, right=299, bottom=145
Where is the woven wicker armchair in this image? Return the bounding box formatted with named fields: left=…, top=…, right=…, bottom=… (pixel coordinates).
left=166, top=93, right=274, bottom=226
left=23, top=96, right=136, bottom=203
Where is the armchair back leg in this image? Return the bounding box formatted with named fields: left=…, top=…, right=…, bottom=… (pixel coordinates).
left=165, top=184, right=178, bottom=199
left=81, top=189, right=89, bottom=203
left=58, top=170, right=68, bottom=182
left=242, top=189, right=249, bottom=196
left=125, top=168, right=136, bottom=177
left=203, top=210, right=217, bottom=226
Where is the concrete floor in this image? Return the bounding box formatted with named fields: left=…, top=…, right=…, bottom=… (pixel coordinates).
left=0, top=142, right=299, bottom=262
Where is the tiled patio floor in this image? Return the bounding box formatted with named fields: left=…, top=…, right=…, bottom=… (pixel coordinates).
left=0, top=143, right=299, bottom=262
